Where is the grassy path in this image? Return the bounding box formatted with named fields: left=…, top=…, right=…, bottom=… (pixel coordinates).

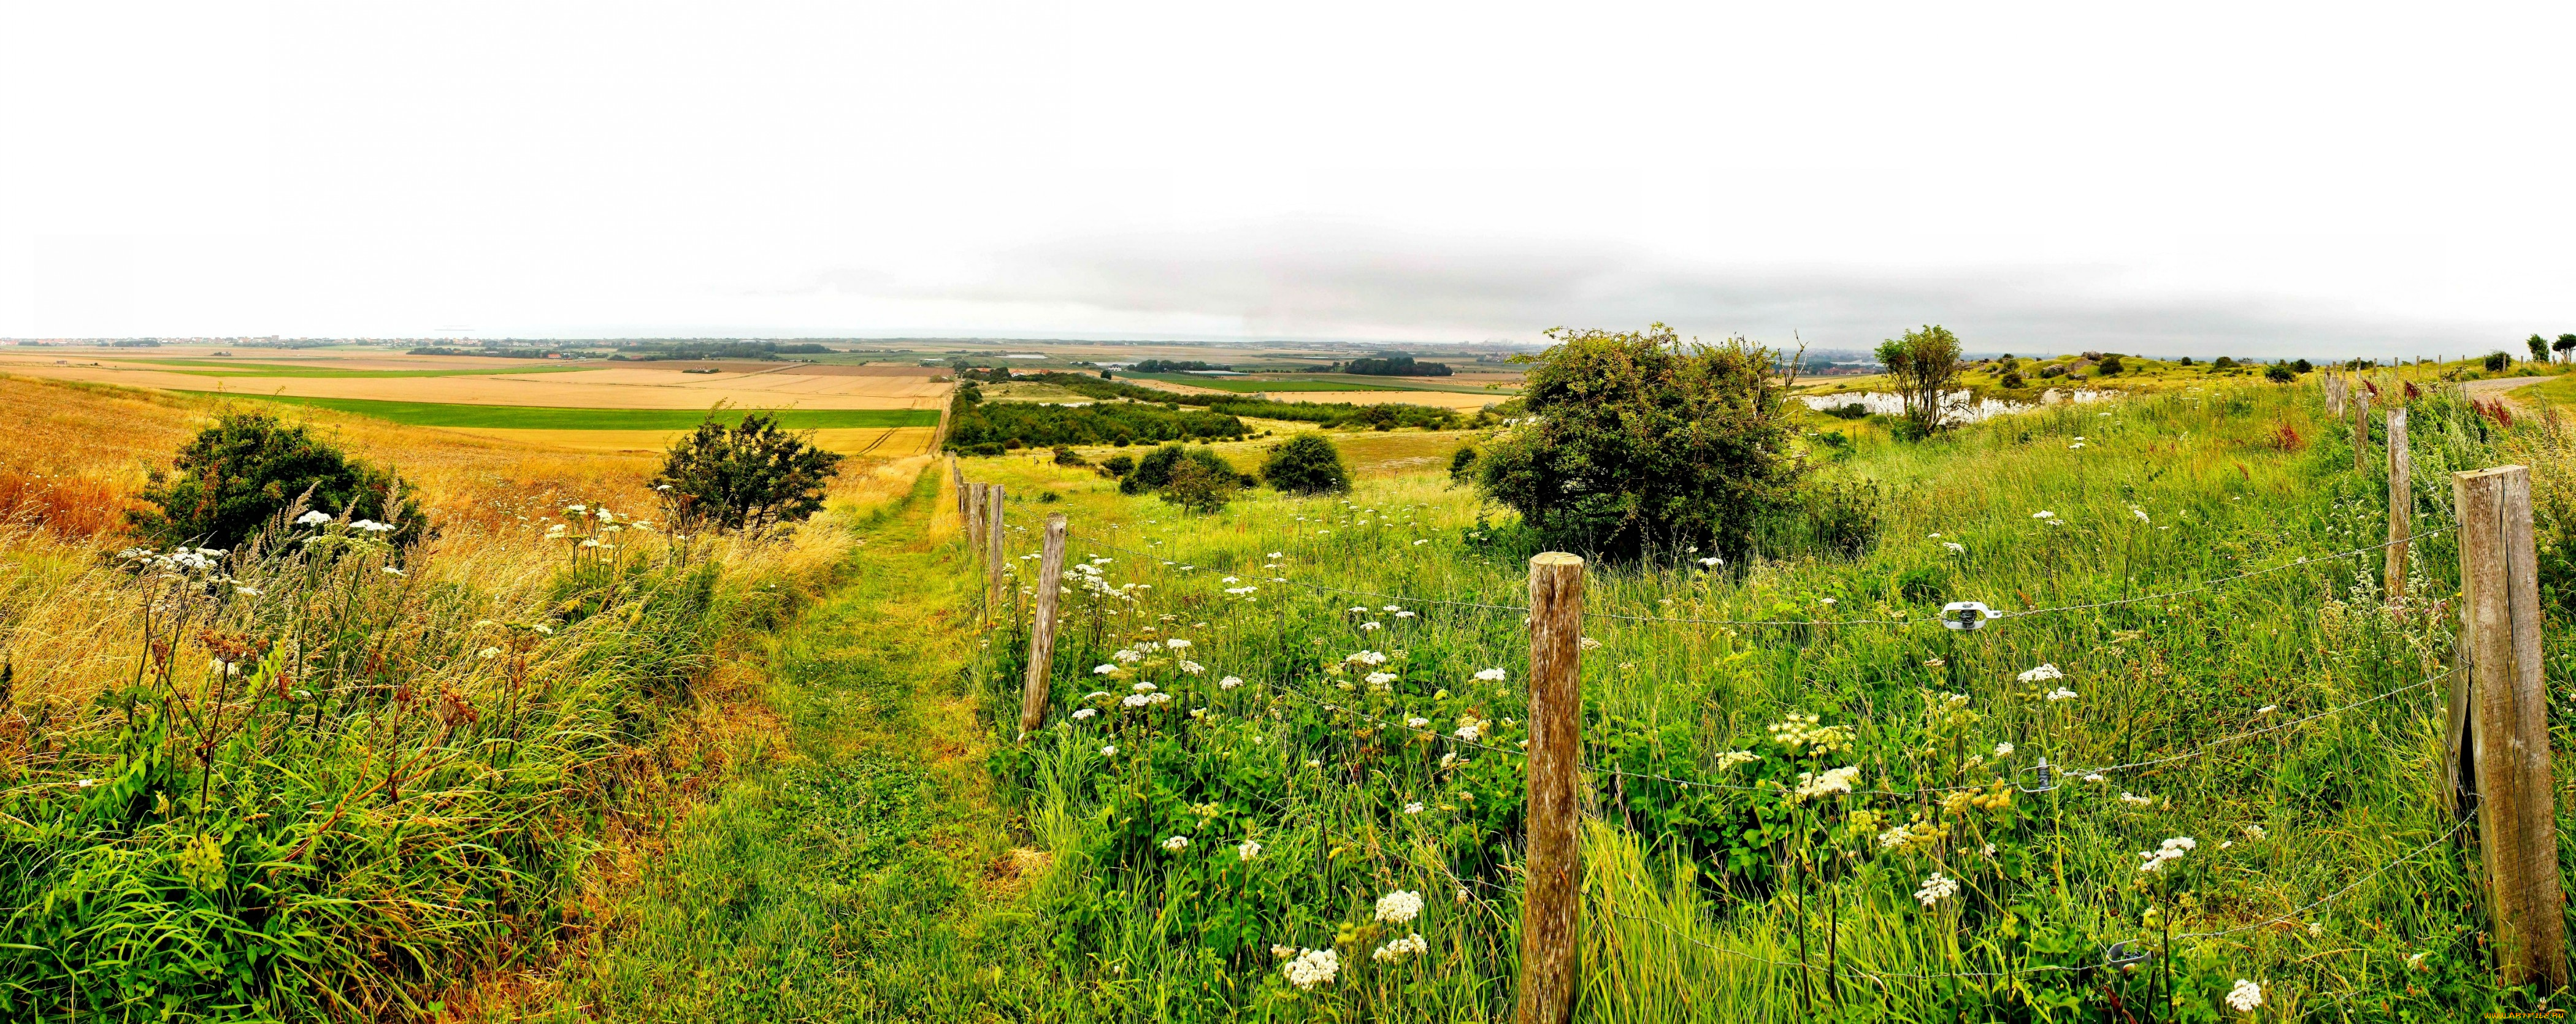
left=490, top=467, right=1060, bottom=1022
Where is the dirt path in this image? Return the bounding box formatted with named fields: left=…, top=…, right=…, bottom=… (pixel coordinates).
left=479, top=467, right=1061, bottom=1022
left=2461, top=375, right=2551, bottom=404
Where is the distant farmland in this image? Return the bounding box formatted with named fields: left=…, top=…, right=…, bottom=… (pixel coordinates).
left=133, top=359, right=591, bottom=379
left=226, top=393, right=940, bottom=430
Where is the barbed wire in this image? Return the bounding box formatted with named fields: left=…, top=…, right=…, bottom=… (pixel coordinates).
left=1987, top=526, right=2454, bottom=622
left=1602, top=907, right=2093, bottom=983
left=2174, top=816, right=2470, bottom=941
left=2063, top=669, right=2448, bottom=778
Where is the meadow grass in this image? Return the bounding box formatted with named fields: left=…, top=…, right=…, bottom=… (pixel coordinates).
left=938, top=380, right=2559, bottom=1020
left=1125, top=375, right=1418, bottom=394
left=212, top=394, right=939, bottom=431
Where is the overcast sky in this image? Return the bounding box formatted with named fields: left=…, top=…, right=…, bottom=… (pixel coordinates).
left=4, top=3, right=2570, bottom=356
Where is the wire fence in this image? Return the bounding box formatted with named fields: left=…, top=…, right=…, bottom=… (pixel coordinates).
left=960, top=457, right=2492, bottom=1012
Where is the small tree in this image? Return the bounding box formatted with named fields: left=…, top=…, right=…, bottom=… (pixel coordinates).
left=2095, top=353, right=2125, bottom=376
left=1875, top=325, right=1963, bottom=437
left=1259, top=434, right=1350, bottom=495
left=2530, top=334, right=2550, bottom=363
left=2486, top=351, right=2515, bottom=372
left=653, top=413, right=845, bottom=533
left=1447, top=445, right=1479, bottom=485
left=1475, top=324, right=1801, bottom=562
left=130, top=413, right=422, bottom=550
left=1160, top=457, right=1240, bottom=513
left=2265, top=363, right=2296, bottom=383
left=2556, top=334, right=2576, bottom=364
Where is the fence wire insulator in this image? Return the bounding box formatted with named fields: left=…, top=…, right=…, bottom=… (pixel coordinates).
left=2018, top=758, right=2057, bottom=793
left=2103, top=940, right=2153, bottom=970
left=1941, top=601, right=1998, bottom=630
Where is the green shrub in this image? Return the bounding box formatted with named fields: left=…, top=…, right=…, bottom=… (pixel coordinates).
left=1119, top=444, right=1251, bottom=497
left=1448, top=445, right=1479, bottom=484
left=1160, top=457, right=1241, bottom=513
left=1259, top=434, right=1350, bottom=495
left=2266, top=363, right=2296, bottom=383
left=1825, top=403, right=1868, bottom=419
left=2095, top=353, right=2125, bottom=376
left=1999, top=370, right=2026, bottom=389
left=1474, top=324, right=1801, bottom=562
left=1053, top=446, right=1087, bottom=466
left=1103, top=454, right=1136, bottom=476
left=129, top=412, right=424, bottom=551
left=653, top=412, right=845, bottom=532
left=2485, top=351, right=2513, bottom=372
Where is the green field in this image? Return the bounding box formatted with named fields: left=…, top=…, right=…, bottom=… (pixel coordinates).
left=136, top=358, right=592, bottom=378
left=1125, top=373, right=1414, bottom=393
left=224, top=393, right=939, bottom=430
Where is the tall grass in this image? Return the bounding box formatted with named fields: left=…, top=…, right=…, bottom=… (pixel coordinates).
left=960, top=381, right=2551, bottom=1020
left=0, top=377, right=893, bottom=1020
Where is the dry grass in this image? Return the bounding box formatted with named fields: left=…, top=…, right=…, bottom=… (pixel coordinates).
left=0, top=351, right=949, bottom=411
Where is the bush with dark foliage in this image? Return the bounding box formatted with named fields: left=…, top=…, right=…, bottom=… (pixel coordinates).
left=653, top=412, right=845, bottom=533
left=1259, top=434, right=1351, bottom=495
left=129, top=413, right=423, bottom=550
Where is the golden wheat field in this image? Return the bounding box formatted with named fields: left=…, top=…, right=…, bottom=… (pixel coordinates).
left=0, top=348, right=949, bottom=411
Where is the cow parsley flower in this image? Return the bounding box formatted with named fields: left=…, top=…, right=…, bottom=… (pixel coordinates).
left=2224, top=979, right=2262, bottom=1012
left=1454, top=718, right=1487, bottom=742
left=1375, top=890, right=1424, bottom=924
left=1132, top=681, right=1158, bottom=692
left=1944, top=541, right=1966, bottom=553
left=1346, top=651, right=1387, bottom=667
left=1698, top=556, right=1722, bottom=568
left=1100, top=745, right=1118, bottom=757
left=1161, top=835, right=1190, bottom=852
left=1373, top=933, right=1428, bottom=963
left=2031, top=510, right=2055, bottom=519
left=2137, top=836, right=2196, bottom=873
left=1236, top=839, right=1263, bottom=861
left=1713, top=750, right=1759, bottom=770
left=2016, top=663, right=2065, bottom=682
left=1360, top=621, right=1383, bottom=632
left=1915, top=871, right=1959, bottom=907
left=1790, top=765, right=1860, bottom=801
left=1282, top=948, right=1339, bottom=990
left=294, top=510, right=333, bottom=525
left=1219, top=676, right=1243, bottom=689
left=1402, top=801, right=1424, bottom=814
left=1093, top=664, right=1120, bottom=675
left=478, top=647, right=502, bottom=659
left=1474, top=668, right=1507, bottom=682
left=2045, top=687, right=2078, bottom=701
left=1166, top=638, right=1191, bottom=649
left=2120, top=792, right=2153, bottom=805
left=1993, top=742, right=2014, bottom=757
left=1071, top=708, right=1097, bottom=720
left=1178, top=660, right=1205, bottom=674
left=1365, top=671, right=1398, bottom=689
left=1406, top=717, right=1430, bottom=728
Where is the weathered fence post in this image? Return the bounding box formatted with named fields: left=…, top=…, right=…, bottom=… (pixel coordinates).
left=953, top=459, right=967, bottom=519
left=985, top=484, right=1007, bottom=618
left=1018, top=513, right=1069, bottom=736
left=2449, top=465, right=2567, bottom=990
left=970, top=483, right=989, bottom=550
left=1517, top=552, right=1585, bottom=1024
left=2353, top=389, right=2372, bottom=473
left=2386, top=408, right=2411, bottom=602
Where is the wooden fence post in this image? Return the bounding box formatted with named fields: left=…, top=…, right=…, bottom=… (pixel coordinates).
left=967, top=483, right=986, bottom=550
left=1517, top=552, right=1585, bottom=1024
left=2386, top=407, right=2411, bottom=602
left=2450, top=465, right=2567, bottom=990
left=2353, top=389, right=2372, bottom=473
left=985, top=484, right=1007, bottom=618
left=953, top=459, right=967, bottom=519
left=1018, top=513, right=1068, bottom=736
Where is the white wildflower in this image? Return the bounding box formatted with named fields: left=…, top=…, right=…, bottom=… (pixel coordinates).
left=2137, top=836, right=2196, bottom=873
left=2225, top=979, right=2262, bottom=1012
left=1791, top=765, right=1860, bottom=801
left=1406, top=717, right=1430, bottom=728
left=1944, top=541, right=1966, bottom=553
left=1473, top=668, right=1507, bottom=682
left=1161, top=835, right=1190, bottom=852
left=2031, top=510, right=2055, bottom=519
left=1993, top=742, right=2014, bottom=757
left=1360, top=621, right=1382, bottom=632
left=294, top=510, right=332, bottom=525
left=2045, top=687, right=2078, bottom=701
left=1219, top=676, right=1243, bottom=689
left=1373, top=933, right=1428, bottom=963
left=1403, top=801, right=1424, bottom=815
left=1236, top=839, right=1263, bottom=861
left=1282, top=948, right=1339, bottom=990
left=1374, top=890, right=1424, bottom=924
left=478, top=647, right=502, bottom=660
left=1100, top=745, right=1118, bottom=757
left=2016, top=663, right=2065, bottom=682
left=1071, top=708, right=1097, bottom=720
left=1915, top=871, right=1959, bottom=908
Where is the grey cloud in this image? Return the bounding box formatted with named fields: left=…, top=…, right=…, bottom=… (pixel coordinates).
left=853, top=220, right=2507, bottom=358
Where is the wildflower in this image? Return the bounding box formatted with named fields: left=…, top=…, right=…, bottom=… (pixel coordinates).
left=1413, top=538, right=1430, bottom=546
left=1406, top=717, right=1430, bottom=728
left=1790, top=765, right=1860, bottom=801
left=1455, top=887, right=1471, bottom=903
left=1094, top=664, right=1120, bottom=675
left=1879, top=823, right=1914, bottom=850
left=1085, top=690, right=1110, bottom=700
left=565, top=504, right=586, bottom=513
left=2045, top=687, right=2077, bottom=701
left=1101, top=745, right=1118, bottom=757
left=1365, top=671, right=1398, bottom=688
left=1383, top=605, right=1401, bottom=613
left=2137, top=836, right=2196, bottom=873
left=1282, top=948, right=1339, bottom=990
left=1915, top=871, right=1959, bottom=907
left=1579, top=637, right=1602, bottom=651
left=532, top=624, right=553, bottom=635
left=2133, top=508, right=2150, bottom=522
left=1237, top=839, right=1263, bottom=861
left=1943, top=541, right=1966, bottom=553
left=1306, top=758, right=1322, bottom=768
left=1167, top=638, right=1192, bottom=649
left=1923, top=658, right=1945, bottom=668
left=1161, top=835, right=1190, bottom=852
left=1267, top=551, right=1282, bottom=559
left=1454, top=717, right=1487, bottom=742
left=1071, top=708, right=1097, bottom=720
left=1403, top=802, right=1424, bottom=815
left=478, top=647, right=502, bottom=659
left=233, top=586, right=261, bottom=597
left=76, top=778, right=100, bottom=789
left=1360, top=621, right=1383, bottom=632
left=1373, top=933, right=1428, bottom=963
left=2255, top=705, right=2277, bottom=716
left=381, top=567, right=405, bottom=576
left=1395, top=610, right=1415, bottom=619
left=2031, top=510, right=2055, bottom=519
left=1438, top=752, right=1458, bottom=769
left=2244, top=823, right=2267, bottom=840
left=1132, top=681, right=1158, bottom=692
left=2225, top=979, right=2263, bottom=1012
left=2083, top=773, right=2106, bottom=783
left=1221, top=576, right=1238, bottom=583
left=1178, top=660, right=1205, bottom=674
left=2119, top=792, right=2153, bottom=805
left=1349, top=606, right=1367, bottom=613
left=1712, top=750, right=1759, bottom=770
left=1993, top=742, right=2014, bottom=757
left=1474, top=667, right=1507, bottom=682
left=294, top=510, right=332, bottom=525
left=2016, top=663, right=2065, bottom=682
left=1375, top=890, right=1425, bottom=924
left=1346, top=651, right=1388, bottom=667
left=1219, top=675, right=1243, bottom=689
